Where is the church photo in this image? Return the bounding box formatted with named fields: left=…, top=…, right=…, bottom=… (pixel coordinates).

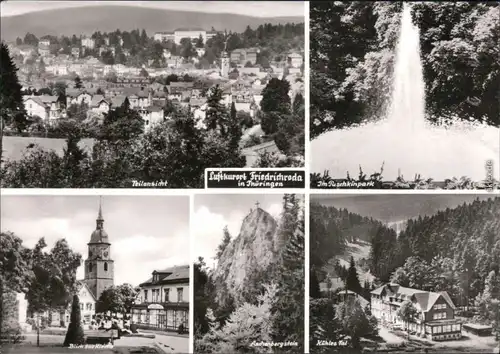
left=0, top=194, right=190, bottom=353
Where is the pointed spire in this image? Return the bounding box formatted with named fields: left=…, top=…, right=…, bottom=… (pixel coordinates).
left=97, top=196, right=103, bottom=221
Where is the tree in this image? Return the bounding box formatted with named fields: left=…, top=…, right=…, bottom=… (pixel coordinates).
left=196, top=284, right=278, bottom=353
left=194, top=258, right=211, bottom=337
left=260, top=78, right=291, bottom=114
left=0, top=43, right=26, bottom=162
left=0, top=232, right=34, bottom=341
left=196, top=34, right=204, bottom=49
left=74, top=76, right=83, bottom=89
left=260, top=111, right=281, bottom=135
left=99, top=105, right=144, bottom=141
left=244, top=61, right=253, bottom=68
left=180, top=38, right=195, bottom=59
left=335, top=297, right=377, bottom=350
left=271, top=195, right=305, bottom=350
left=310, top=298, right=347, bottom=352
left=27, top=238, right=82, bottom=345
left=216, top=227, right=231, bottom=260
left=230, top=102, right=237, bottom=121
left=397, top=300, right=418, bottom=339
left=475, top=270, right=500, bottom=337
left=346, top=256, right=362, bottom=294
left=139, top=68, right=149, bottom=77
left=96, top=284, right=138, bottom=322
left=205, top=85, right=229, bottom=134
left=63, top=295, right=85, bottom=346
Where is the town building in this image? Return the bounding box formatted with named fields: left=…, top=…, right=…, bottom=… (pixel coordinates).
left=371, top=283, right=462, bottom=341
left=90, top=95, right=111, bottom=115
left=230, top=48, right=260, bottom=65
left=23, top=95, right=63, bottom=122
left=154, top=32, right=175, bottom=43
left=131, top=265, right=189, bottom=333
left=287, top=52, right=303, bottom=68
left=66, top=89, right=94, bottom=107
left=71, top=47, right=80, bottom=58
left=82, top=37, right=96, bottom=49
left=39, top=39, right=51, bottom=47
left=38, top=45, right=51, bottom=57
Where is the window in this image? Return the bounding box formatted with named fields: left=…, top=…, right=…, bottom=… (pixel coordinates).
left=433, top=312, right=445, bottom=320
left=88, top=263, right=93, bottom=272
left=177, top=288, right=183, bottom=302
left=164, top=288, right=170, bottom=302
left=436, top=326, right=442, bottom=334
left=80, top=303, right=84, bottom=310
left=104, top=262, right=108, bottom=271
left=144, top=290, right=148, bottom=302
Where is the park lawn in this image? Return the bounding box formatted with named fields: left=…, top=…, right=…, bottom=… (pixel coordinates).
left=2, top=136, right=95, bottom=162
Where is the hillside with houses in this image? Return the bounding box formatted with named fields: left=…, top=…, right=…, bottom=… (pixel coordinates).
left=0, top=23, right=304, bottom=187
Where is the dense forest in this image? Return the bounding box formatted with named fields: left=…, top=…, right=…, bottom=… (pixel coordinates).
left=17, top=22, right=304, bottom=69
left=310, top=197, right=500, bottom=350
left=310, top=203, right=384, bottom=271
left=310, top=2, right=500, bottom=138
left=194, top=195, right=304, bottom=353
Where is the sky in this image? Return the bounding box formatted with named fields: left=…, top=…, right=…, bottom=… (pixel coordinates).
left=1, top=195, right=190, bottom=287
left=0, top=1, right=304, bottom=18
left=192, top=194, right=286, bottom=267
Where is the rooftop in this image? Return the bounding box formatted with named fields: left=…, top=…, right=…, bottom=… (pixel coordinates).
left=174, top=27, right=206, bottom=32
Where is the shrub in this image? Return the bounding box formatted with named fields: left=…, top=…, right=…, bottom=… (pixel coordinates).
left=63, top=295, right=85, bottom=346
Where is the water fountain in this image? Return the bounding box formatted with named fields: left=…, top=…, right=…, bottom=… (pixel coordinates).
left=311, top=3, right=499, bottom=182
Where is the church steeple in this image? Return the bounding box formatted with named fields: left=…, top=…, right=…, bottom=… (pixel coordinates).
left=96, top=196, right=104, bottom=230
left=89, top=196, right=109, bottom=244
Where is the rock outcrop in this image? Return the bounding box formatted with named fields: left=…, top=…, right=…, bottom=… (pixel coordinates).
left=212, top=207, right=282, bottom=306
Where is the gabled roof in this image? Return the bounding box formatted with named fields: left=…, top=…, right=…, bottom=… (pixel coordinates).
left=110, top=95, right=127, bottom=107
left=90, top=95, right=108, bottom=107
left=77, top=280, right=97, bottom=301
left=371, top=283, right=456, bottom=312
left=139, top=265, right=189, bottom=286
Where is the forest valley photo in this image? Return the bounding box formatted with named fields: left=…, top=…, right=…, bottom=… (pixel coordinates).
left=194, top=194, right=304, bottom=353
left=310, top=2, right=499, bottom=187
left=310, top=196, right=500, bottom=353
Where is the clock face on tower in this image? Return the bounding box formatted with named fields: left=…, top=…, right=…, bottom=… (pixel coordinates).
left=103, top=250, right=108, bottom=258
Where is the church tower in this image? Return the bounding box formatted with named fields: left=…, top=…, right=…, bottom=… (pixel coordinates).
left=83, top=197, right=114, bottom=301
left=220, top=51, right=229, bottom=78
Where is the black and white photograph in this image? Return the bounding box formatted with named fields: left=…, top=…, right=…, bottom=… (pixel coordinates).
left=310, top=2, right=499, bottom=189
left=0, top=195, right=190, bottom=353
left=0, top=1, right=305, bottom=188
left=193, top=193, right=304, bottom=353
left=310, top=194, right=500, bottom=353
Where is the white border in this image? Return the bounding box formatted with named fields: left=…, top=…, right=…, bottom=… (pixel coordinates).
left=304, top=1, right=310, bottom=352
left=189, top=194, right=194, bottom=354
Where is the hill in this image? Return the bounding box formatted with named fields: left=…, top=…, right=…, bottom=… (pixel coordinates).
left=311, top=194, right=493, bottom=222
left=0, top=6, right=304, bottom=41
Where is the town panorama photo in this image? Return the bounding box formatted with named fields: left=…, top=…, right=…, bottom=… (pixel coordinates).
left=0, top=1, right=305, bottom=188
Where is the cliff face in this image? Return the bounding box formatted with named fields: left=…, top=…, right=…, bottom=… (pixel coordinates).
left=212, top=207, right=281, bottom=306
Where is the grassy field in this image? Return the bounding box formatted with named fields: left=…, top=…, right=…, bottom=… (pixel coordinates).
left=2, top=136, right=95, bottom=162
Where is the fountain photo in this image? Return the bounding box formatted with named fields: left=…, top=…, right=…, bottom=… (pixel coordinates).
left=310, top=2, right=499, bottom=189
